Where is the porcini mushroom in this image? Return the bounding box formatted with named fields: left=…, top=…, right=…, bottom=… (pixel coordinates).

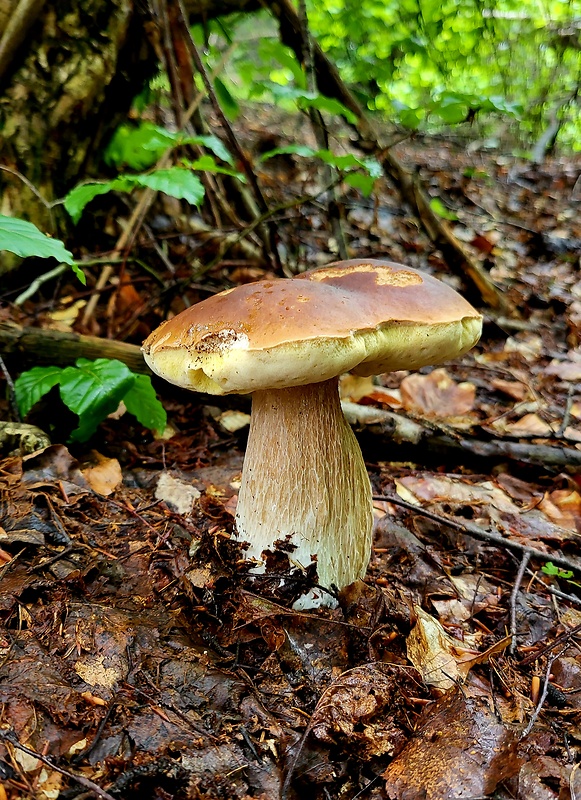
left=143, top=259, right=482, bottom=607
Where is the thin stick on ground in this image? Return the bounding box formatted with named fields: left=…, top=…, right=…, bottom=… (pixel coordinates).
left=373, top=493, right=581, bottom=574
left=510, top=551, right=531, bottom=655
left=0, top=729, right=117, bottom=800
left=522, top=648, right=566, bottom=738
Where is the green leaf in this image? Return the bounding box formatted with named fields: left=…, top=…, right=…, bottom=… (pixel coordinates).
left=429, top=197, right=458, bottom=221
left=14, top=366, right=64, bottom=418
left=259, top=145, right=317, bottom=161
left=123, top=374, right=167, bottom=433
left=136, top=168, right=205, bottom=206
left=71, top=263, right=87, bottom=285
left=214, top=77, right=240, bottom=120
left=181, top=155, right=245, bottom=180
left=0, top=216, right=74, bottom=264
left=104, top=122, right=174, bottom=170
left=542, top=562, right=574, bottom=580
left=64, top=182, right=117, bottom=224
left=344, top=172, right=376, bottom=196
left=296, top=94, right=358, bottom=123
left=60, top=358, right=136, bottom=442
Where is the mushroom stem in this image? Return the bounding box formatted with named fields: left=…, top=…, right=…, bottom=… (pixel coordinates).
left=235, top=377, right=373, bottom=605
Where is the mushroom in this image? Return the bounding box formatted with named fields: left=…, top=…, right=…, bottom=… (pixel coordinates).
left=143, top=259, right=482, bottom=608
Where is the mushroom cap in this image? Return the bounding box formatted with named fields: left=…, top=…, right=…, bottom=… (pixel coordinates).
left=142, top=259, right=483, bottom=395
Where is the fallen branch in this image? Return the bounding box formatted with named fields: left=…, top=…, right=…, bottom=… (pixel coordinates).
left=344, top=401, right=581, bottom=469
left=373, top=493, right=581, bottom=575
left=0, top=321, right=147, bottom=373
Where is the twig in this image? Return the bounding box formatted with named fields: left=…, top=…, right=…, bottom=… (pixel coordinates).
left=14, top=263, right=68, bottom=306
left=177, top=0, right=281, bottom=270
left=372, top=493, right=581, bottom=575
left=0, top=728, right=117, bottom=800
left=0, top=165, right=52, bottom=210
left=80, top=43, right=235, bottom=328
left=519, top=623, right=581, bottom=667
left=0, top=355, right=19, bottom=420
left=522, top=648, right=566, bottom=737
left=510, top=552, right=531, bottom=655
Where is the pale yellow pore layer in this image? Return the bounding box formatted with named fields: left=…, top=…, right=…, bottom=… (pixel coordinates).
left=235, top=377, right=373, bottom=606
left=145, top=316, right=482, bottom=395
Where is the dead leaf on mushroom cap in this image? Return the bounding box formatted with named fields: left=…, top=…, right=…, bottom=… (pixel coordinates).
left=400, top=368, right=476, bottom=420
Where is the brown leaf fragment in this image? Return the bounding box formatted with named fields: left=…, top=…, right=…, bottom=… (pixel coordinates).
left=309, top=664, right=412, bottom=758
left=491, top=378, right=530, bottom=401
left=81, top=451, right=122, bottom=496
left=400, top=368, right=476, bottom=418
left=539, top=489, right=581, bottom=532
left=406, top=606, right=510, bottom=689
left=383, top=686, right=522, bottom=800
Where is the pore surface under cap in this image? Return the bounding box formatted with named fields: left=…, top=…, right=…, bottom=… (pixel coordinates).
left=142, top=259, right=483, bottom=395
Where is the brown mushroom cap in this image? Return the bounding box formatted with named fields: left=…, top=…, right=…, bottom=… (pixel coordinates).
left=142, top=259, right=483, bottom=395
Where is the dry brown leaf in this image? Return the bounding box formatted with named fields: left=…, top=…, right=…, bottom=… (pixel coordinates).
left=81, top=452, right=122, bottom=496
left=407, top=607, right=510, bottom=690
left=491, top=378, right=529, bottom=401
left=397, top=474, right=519, bottom=513
left=546, top=350, right=581, bottom=380
left=400, top=368, right=476, bottom=418
left=384, top=684, right=522, bottom=800
left=503, top=413, right=554, bottom=437
left=155, top=471, right=201, bottom=515
left=539, top=489, right=581, bottom=532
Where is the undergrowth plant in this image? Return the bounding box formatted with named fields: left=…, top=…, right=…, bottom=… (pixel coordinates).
left=14, top=359, right=166, bottom=443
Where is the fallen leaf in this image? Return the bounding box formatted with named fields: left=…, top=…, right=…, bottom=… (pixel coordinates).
left=400, top=368, right=476, bottom=418
left=384, top=684, right=522, bottom=800
left=503, top=413, right=554, bottom=437
left=539, top=489, right=581, bottom=532
left=546, top=350, right=581, bottom=380
left=398, top=474, right=519, bottom=513
left=81, top=451, right=122, bottom=496
left=491, top=378, right=529, bottom=401
left=155, top=471, right=201, bottom=515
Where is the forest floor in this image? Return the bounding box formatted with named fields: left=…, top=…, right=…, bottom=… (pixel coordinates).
left=1, top=116, right=581, bottom=799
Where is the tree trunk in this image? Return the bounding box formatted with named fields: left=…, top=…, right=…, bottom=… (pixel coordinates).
left=0, top=0, right=267, bottom=275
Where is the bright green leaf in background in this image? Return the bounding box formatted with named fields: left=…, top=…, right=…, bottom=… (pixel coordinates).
left=429, top=197, right=458, bottom=221
left=104, top=122, right=234, bottom=170
left=14, top=359, right=167, bottom=442
left=0, top=215, right=74, bottom=265
left=64, top=168, right=206, bottom=223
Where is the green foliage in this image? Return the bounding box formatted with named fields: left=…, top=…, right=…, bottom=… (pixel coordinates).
left=305, top=0, right=580, bottom=144
left=542, top=561, right=581, bottom=587
left=429, top=197, right=458, bottom=220
left=202, top=1, right=581, bottom=149
left=105, top=122, right=234, bottom=170
left=64, top=168, right=206, bottom=223
left=260, top=145, right=381, bottom=195
left=14, top=359, right=167, bottom=442
left=0, top=215, right=73, bottom=265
